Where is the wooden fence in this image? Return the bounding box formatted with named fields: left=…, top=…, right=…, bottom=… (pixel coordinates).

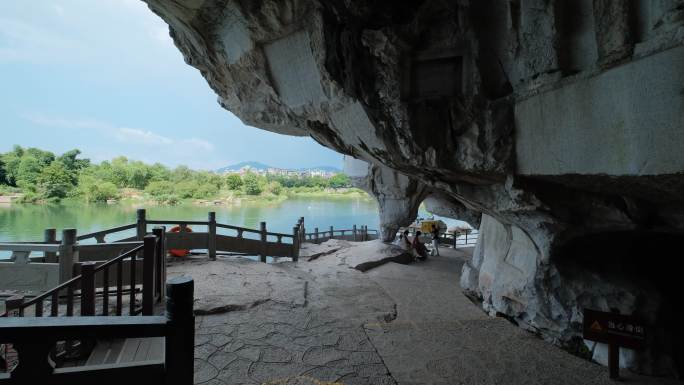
left=0, top=210, right=378, bottom=294
left=0, top=276, right=195, bottom=385
left=304, top=225, right=379, bottom=244
left=0, top=210, right=303, bottom=292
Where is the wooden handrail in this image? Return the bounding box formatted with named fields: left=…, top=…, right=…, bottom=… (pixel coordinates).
left=14, top=244, right=144, bottom=312
left=93, top=244, right=144, bottom=273
left=76, top=224, right=136, bottom=241
left=0, top=315, right=168, bottom=343
left=0, top=276, right=195, bottom=385
left=146, top=220, right=208, bottom=226
left=0, top=244, right=61, bottom=252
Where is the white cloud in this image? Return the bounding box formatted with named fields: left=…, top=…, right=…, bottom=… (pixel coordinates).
left=23, top=113, right=212, bottom=153
left=115, top=127, right=173, bottom=145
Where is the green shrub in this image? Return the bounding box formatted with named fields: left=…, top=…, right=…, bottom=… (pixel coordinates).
left=225, top=174, right=243, bottom=190
left=193, top=184, right=219, bottom=199
left=145, top=181, right=175, bottom=197
left=265, top=181, right=282, bottom=195
left=77, top=175, right=120, bottom=203
left=175, top=181, right=198, bottom=199
left=242, top=173, right=262, bottom=195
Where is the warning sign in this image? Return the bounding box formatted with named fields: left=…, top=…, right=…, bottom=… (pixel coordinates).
left=583, top=309, right=646, bottom=350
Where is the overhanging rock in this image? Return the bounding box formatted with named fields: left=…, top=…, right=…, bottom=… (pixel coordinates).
left=143, top=0, right=684, bottom=376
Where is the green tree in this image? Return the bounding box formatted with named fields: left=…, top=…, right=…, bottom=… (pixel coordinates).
left=1, top=147, right=23, bottom=186
left=16, top=156, right=43, bottom=190
left=25, top=147, right=55, bottom=167
left=109, top=157, right=131, bottom=188
left=328, top=173, right=351, bottom=188
left=77, top=175, right=119, bottom=203
left=265, top=181, right=282, bottom=195
left=37, top=161, right=73, bottom=199
left=175, top=181, right=198, bottom=198
left=127, top=161, right=152, bottom=189
left=148, top=163, right=171, bottom=182
left=225, top=174, right=243, bottom=190
left=145, top=180, right=175, bottom=197
left=193, top=183, right=219, bottom=199
left=242, top=173, right=262, bottom=195
left=171, top=165, right=193, bottom=182
left=0, top=157, right=6, bottom=185
left=58, top=149, right=90, bottom=172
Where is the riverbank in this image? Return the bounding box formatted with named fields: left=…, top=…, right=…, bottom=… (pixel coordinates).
left=0, top=187, right=371, bottom=206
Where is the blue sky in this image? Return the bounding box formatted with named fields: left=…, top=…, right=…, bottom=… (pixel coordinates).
left=0, top=0, right=342, bottom=170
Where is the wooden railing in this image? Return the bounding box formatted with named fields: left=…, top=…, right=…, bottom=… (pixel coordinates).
left=438, top=229, right=479, bottom=248
left=3, top=228, right=165, bottom=318
left=0, top=211, right=378, bottom=295
left=0, top=276, right=195, bottom=385
left=304, top=225, right=379, bottom=244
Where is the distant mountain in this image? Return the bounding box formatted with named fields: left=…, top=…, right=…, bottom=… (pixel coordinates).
left=216, top=161, right=341, bottom=173
left=216, top=161, right=272, bottom=173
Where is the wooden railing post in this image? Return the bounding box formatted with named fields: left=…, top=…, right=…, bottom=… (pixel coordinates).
left=353, top=225, right=357, bottom=241
left=80, top=261, right=96, bottom=316
left=465, top=231, right=468, bottom=245
left=300, top=217, right=305, bottom=241
left=136, top=209, right=147, bottom=240
left=153, top=226, right=166, bottom=301
left=44, top=228, right=57, bottom=262
left=292, top=226, right=299, bottom=262
left=142, top=234, right=157, bottom=316
left=259, top=222, right=267, bottom=263
left=314, top=227, right=319, bottom=244
left=208, top=212, right=217, bottom=260
left=136, top=209, right=147, bottom=260
left=330, top=226, right=334, bottom=240
left=5, top=295, right=25, bottom=317
left=59, top=229, right=77, bottom=283
left=165, top=276, right=195, bottom=385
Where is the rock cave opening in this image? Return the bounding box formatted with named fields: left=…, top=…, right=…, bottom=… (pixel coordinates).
left=553, top=231, right=684, bottom=377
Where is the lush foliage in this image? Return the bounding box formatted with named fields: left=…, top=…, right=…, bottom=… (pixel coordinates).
left=0, top=146, right=356, bottom=204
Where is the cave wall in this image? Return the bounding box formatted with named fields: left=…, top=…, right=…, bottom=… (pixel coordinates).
left=142, top=0, right=684, bottom=375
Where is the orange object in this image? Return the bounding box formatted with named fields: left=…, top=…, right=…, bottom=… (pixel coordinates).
left=168, top=225, right=192, bottom=257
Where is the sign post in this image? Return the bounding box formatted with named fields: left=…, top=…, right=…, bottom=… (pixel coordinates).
left=583, top=309, right=647, bottom=380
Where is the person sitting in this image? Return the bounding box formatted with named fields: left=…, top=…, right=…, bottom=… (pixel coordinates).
left=401, top=230, right=412, bottom=251
left=412, top=231, right=428, bottom=261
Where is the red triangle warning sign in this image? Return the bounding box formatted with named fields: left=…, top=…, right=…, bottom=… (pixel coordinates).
left=590, top=321, right=603, bottom=332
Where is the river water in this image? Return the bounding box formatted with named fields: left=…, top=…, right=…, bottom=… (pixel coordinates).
left=0, top=197, right=380, bottom=244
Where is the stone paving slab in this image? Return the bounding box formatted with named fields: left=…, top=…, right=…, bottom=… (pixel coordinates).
left=186, top=244, right=681, bottom=385
left=167, top=257, right=306, bottom=315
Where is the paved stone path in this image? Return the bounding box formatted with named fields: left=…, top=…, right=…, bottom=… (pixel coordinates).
left=184, top=241, right=680, bottom=385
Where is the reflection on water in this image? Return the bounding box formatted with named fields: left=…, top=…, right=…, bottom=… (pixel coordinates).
left=0, top=197, right=380, bottom=243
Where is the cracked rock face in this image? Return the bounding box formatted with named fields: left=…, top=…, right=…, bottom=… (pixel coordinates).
left=143, top=0, right=684, bottom=376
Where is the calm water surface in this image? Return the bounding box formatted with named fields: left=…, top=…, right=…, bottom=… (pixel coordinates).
left=0, top=197, right=380, bottom=243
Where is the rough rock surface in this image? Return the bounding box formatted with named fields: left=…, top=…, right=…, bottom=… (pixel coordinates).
left=299, top=239, right=412, bottom=271
left=167, top=256, right=306, bottom=315
left=143, top=0, right=684, bottom=376
left=188, top=247, right=678, bottom=385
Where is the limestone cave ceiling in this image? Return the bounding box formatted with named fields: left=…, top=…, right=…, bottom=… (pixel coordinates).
left=142, top=0, right=684, bottom=376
